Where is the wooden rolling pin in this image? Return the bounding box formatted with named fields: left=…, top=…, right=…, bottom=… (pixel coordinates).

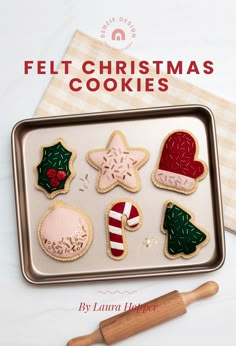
left=67, top=281, right=219, bottom=346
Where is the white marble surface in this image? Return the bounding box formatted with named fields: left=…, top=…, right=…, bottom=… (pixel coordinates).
left=1, top=1, right=236, bottom=345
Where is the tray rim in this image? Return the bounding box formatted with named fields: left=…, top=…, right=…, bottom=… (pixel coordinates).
left=11, top=104, right=226, bottom=285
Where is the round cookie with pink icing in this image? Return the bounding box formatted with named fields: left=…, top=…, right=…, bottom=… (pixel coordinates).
left=38, top=201, right=93, bottom=261
left=152, top=130, right=208, bottom=194
left=86, top=130, right=149, bottom=193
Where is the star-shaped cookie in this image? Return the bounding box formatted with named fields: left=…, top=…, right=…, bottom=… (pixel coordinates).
left=86, top=131, right=149, bottom=193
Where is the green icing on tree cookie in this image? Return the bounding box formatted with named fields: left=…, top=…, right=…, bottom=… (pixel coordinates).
left=37, top=141, right=72, bottom=194
left=163, top=202, right=207, bottom=256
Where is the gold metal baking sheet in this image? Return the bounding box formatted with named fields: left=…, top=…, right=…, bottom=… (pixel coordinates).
left=11, top=105, right=225, bottom=284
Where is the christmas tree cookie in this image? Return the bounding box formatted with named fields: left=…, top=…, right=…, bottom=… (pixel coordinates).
left=86, top=131, right=149, bottom=193
left=152, top=131, right=207, bottom=194
left=35, top=138, right=76, bottom=199
left=38, top=201, right=93, bottom=261
left=161, top=200, right=209, bottom=259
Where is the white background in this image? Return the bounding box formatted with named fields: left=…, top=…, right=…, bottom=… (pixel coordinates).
left=1, top=1, right=236, bottom=345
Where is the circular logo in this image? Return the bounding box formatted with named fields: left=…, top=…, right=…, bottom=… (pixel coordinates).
left=100, top=17, right=136, bottom=50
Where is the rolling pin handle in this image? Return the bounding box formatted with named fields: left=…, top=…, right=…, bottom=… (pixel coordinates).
left=181, top=281, right=219, bottom=307
left=66, top=328, right=103, bottom=346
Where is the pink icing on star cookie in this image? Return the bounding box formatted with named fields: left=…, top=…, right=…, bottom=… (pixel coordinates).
left=86, top=131, right=149, bottom=193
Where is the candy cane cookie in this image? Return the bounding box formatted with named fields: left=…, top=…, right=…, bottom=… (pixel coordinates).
left=106, top=199, right=142, bottom=260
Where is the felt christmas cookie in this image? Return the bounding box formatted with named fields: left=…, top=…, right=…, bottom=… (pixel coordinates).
left=106, top=199, right=142, bottom=260
left=35, top=138, right=76, bottom=199
left=38, top=201, right=93, bottom=261
left=152, top=130, right=207, bottom=194
left=161, top=200, right=209, bottom=259
left=86, top=131, right=149, bottom=193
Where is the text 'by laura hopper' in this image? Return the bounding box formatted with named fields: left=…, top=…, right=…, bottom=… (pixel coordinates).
left=78, top=302, right=159, bottom=314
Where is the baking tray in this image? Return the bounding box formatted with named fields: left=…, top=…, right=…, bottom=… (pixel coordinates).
left=11, top=105, right=225, bottom=284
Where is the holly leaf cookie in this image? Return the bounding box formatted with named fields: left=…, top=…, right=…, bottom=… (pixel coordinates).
left=152, top=131, right=207, bottom=194
left=161, top=200, right=209, bottom=259
left=35, top=138, right=76, bottom=198
left=86, top=131, right=149, bottom=193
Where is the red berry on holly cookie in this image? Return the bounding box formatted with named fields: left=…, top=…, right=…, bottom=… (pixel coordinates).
left=152, top=131, right=207, bottom=194
left=50, top=178, right=60, bottom=188
left=57, top=170, right=67, bottom=181
left=46, top=168, right=57, bottom=178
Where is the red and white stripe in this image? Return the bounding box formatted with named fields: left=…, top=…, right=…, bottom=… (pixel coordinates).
left=107, top=200, right=141, bottom=259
